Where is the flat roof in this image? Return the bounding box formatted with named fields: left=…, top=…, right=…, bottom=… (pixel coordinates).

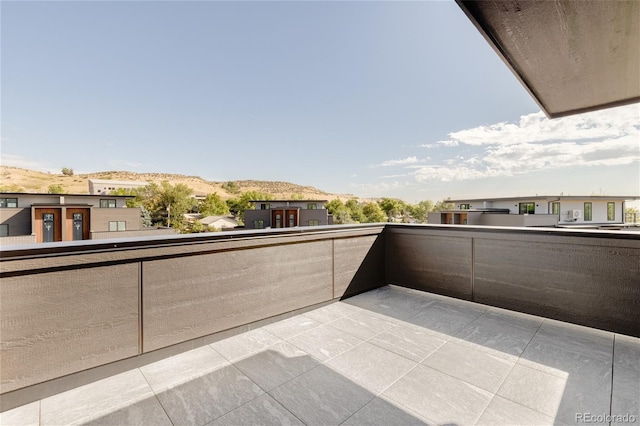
left=452, top=195, right=640, bottom=203
left=250, top=200, right=328, bottom=203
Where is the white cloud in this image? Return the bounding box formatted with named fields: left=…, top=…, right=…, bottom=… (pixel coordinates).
left=400, top=104, right=640, bottom=183
left=378, top=156, right=419, bottom=167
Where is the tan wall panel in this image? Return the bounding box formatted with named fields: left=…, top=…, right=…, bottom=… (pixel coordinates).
left=143, top=240, right=333, bottom=351
left=334, top=235, right=384, bottom=298
left=0, top=264, right=139, bottom=393
left=90, top=208, right=142, bottom=232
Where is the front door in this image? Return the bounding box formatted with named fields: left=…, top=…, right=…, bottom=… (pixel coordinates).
left=43, top=213, right=55, bottom=242
left=286, top=209, right=297, bottom=227
left=72, top=213, right=83, bottom=240
left=272, top=209, right=283, bottom=228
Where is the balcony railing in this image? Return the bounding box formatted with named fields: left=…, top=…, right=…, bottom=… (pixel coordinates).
left=1, top=223, right=638, bottom=412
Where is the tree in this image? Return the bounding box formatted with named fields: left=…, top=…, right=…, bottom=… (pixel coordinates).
left=362, top=202, right=386, bottom=223
left=325, top=199, right=352, bottom=224
left=47, top=184, right=65, bottom=194
left=410, top=200, right=434, bottom=223
left=61, top=167, right=74, bottom=176
left=290, top=193, right=305, bottom=200
left=199, top=193, right=230, bottom=217
left=345, top=198, right=365, bottom=223
left=433, top=199, right=455, bottom=212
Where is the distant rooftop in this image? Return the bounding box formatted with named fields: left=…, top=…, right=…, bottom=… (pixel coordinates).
left=452, top=195, right=640, bottom=203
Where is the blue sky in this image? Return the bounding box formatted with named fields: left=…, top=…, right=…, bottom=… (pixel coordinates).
left=2, top=0, right=639, bottom=203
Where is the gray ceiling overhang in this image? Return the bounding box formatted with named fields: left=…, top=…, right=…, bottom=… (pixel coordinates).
left=456, top=0, right=640, bottom=118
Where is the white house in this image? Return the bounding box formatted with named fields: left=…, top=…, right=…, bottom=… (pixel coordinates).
left=428, top=195, right=639, bottom=228
left=88, top=179, right=148, bottom=195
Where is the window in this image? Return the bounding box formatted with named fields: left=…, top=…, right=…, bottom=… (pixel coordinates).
left=100, top=199, right=116, bottom=208
left=607, top=202, right=615, bottom=221
left=307, top=203, right=318, bottom=210
left=519, top=202, right=535, bottom=214
left=551, top=202, right=560, bottom=216
left=289, top=213, right=295, bottom=227
left=253, top=220, right=265, bottom=229
left=0, top=224, right=8, bottom=236
left=460, top=204, right=470, bottom=210
left=259, top=203, right=270, bottom=210
left=108, top=221, right=126, bottom=231
left=275, top=214, right=281, bottom=228
left=0, top=198, right=18, bottom=208
left=307, top=219, right=320, bottom=226
left=584, top=202, right=592, bottom=221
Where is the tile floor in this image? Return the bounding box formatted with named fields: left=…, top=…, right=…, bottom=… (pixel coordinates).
left=1, top=285, right=638, bottom=426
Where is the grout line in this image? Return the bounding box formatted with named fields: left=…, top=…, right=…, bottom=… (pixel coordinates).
left=609, top=334, right=616, bottom=418
left=138, top=368, right=175, bottom=426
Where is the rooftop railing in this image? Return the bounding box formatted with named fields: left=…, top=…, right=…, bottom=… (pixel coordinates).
left=1, top=223, right=638, bottom=411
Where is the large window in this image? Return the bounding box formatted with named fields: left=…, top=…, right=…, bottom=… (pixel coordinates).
left=307, top=219, right=320, bottom=226
left=0, top=198, right=18, bottom=208
left=584, top=202, right=592, bottom=221
left=607, top=202, right=615, bottom=221
left=108, top=221, right=126, bottom=231
left=519, top=202, right=535, bottom=214
left=100, top=199, right=116, bottom=208
left=460, top=204, right=470, bottom=210
left=307, top=203, right=318, bottom=210
left=551, top=202, right=560, bottom=216
left=0, top=224, right=8, bottom=236
left=259, top=203, right=270, bottom=210
left=253, top=220, right=265, bottom=229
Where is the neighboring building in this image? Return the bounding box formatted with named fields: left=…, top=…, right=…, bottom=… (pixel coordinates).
left=199, top=215, right=238, bottom=230
left=244, top=200, right=332, bottom=229
left=428, top=195, right=640, bottom=228
left=0, top=192, right=174, bottom=244
left=88, top=179, right=147, bottom=195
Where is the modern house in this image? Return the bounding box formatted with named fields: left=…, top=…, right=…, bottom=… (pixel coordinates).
left=244, top=200, right=333, bottom=229
left=88, top=179, right=147, bottom=195
left=0, top=192, right=174, bottom=245
left=428, top=195, right=640, bottom=228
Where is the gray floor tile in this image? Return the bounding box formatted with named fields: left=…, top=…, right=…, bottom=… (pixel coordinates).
left=263, top=315, right=322, bottom=339
left=341, top=396, right=434, bottom=426
left=406, top=300, right=486, bottom=338
left=612, top=334, right=640, bottom=424
left=451, top=313, right=539, bottom=360
left=210, top=328, right=282, bottom=362
left=476, top=395, right=558, bottom=426
left=287, top=324, right=363, bottom=362
left=153, top=364, right=263, bottom=425
left=326, top=341, right=417, bottom=393
left=206, top=394, right=303, bottom=426
left=233, top=341, right=319, bottom=391
left=79, top=397, right=172, bottom=426
left=519, top=333, right=613, bottom=380
left=270, top=365, right=375, bottom=426
left=383, top=364, right=492, bottom=425
left=369, top=323, right=447, bottom=362
left=40, top=369, right=162, bottom=426
left=329, top=310, right=398, bottom=340
left=304, top=302, right=361, bottom=324
left=497, top=363, right=611, bottom=425
left=422, top=341, right=514, bottom=393
left=0, top=401, right=40, bottom=426
left=140, top=345, right=228, bottom=392
left=342, top=288, right=436, bottom=323
left=534, top=319, right=614, bottom=362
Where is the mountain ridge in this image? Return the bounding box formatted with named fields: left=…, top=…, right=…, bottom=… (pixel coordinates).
left=0, top=166, right=356, bottom=201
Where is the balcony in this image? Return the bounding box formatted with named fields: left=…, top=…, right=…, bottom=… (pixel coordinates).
left=1, top=224, right=638, bottom=425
